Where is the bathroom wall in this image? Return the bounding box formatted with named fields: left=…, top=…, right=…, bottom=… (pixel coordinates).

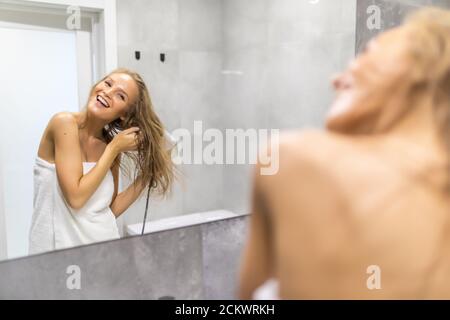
left=356, top=0, right=450, bottom=53
left=116, top=0, right=225, bottom=229
left=115, top=0, right=357, bottom=226
left=0, top=214, right=248, bottom=299
left=221, top=0, right=357, bottom=214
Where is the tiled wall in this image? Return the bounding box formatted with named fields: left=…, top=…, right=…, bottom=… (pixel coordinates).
left=356, top=0, right=450, bottom=53
left=116, top=0, right=225, bottom=231
left=0, top=215, right=249, bottom=299
left=221, top=0, right=357, bottom=214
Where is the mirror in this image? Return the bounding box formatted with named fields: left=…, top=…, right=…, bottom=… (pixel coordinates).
left=1, top=0, right=448, bottom=262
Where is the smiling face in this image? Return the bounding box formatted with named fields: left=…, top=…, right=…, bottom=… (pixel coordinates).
left=87, top=72, right=139, bottom=123
left=326, top=27, right=416, bottom=134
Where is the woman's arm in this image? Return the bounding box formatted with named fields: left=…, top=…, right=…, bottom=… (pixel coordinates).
left=110, top=170, right=147, bottom=218
left=52, top=112, right=139, bottom=210
left=52, top=112, right=119, bottom=210
left=238, top=164, right=274, bottom=299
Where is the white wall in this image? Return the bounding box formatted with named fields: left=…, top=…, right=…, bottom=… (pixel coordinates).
left=0, top=143, right=6, bottom=260
left=0, top=25, right=79, bottom=259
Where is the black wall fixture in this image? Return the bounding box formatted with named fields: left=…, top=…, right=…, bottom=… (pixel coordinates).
left=160, top=53, right=165, bottom=63
left=135, top=51, right=141, bottom=60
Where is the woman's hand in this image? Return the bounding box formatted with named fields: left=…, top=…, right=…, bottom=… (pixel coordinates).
left=110, top=127, right=140, bottom=155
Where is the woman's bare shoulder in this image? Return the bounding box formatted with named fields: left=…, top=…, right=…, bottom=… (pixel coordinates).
left=277, top=128, right=359, bottom=161
left=273, top=129, right=404, bottom=195
left=270, top=128, right=385, bottom=182
left=49, top=111, right=77, bottom=126
left=48, top=111, right=79, bottom=135
left=37, top=112, right=79, bottom=161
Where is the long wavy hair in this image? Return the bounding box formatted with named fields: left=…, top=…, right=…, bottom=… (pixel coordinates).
left=401, top=8, right=450, bottom=296
left=404, top=8, right=450, bottom=155
left=81, top=68, right=175, bottom=198
left=403, top=8, right=450, bottom=195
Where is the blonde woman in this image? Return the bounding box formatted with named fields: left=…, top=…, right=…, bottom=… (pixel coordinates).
left=29, top=68, right=174, bottom=254
left=240, top=8, right=450, bottom=299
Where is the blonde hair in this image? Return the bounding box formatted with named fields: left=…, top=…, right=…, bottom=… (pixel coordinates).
left=404, top=7, right=450, bottom=151
left=83, top=68, right=175, bottom=198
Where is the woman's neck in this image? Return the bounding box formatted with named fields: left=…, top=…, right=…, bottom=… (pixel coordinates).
left=76, top=110, right=106, bottom=141
left=384, top=97, right=448, bottom=157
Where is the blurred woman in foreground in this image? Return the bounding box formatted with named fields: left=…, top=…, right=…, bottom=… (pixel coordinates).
left=240, top=8, right=450, bottom=299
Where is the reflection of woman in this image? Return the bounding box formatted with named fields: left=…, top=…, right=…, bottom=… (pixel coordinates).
left=240, top=8, right=450, bottom=299
left=29, top=68, right=174, bottom=254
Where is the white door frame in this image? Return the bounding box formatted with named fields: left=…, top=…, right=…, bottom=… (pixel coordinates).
left=0, top=0, right=118, bottom=79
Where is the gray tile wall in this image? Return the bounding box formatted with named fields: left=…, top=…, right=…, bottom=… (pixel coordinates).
left=0, top=215, right=249, bottom=299
left=116, top=0, right=225, bottom=231
left=221, top=0, right=357, bottom=214
left=356, top=0, right=450, bottom=53
left=201, top=215, right=248, bottom=299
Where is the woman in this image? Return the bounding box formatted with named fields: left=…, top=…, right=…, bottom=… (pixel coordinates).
left=29, top=68, right=174, bottom=254
left=239, top=8, right=450, bottom=299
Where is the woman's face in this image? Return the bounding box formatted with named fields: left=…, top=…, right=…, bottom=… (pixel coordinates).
left=87, top=72, right=139, bottom=123
left=326, top=27, right=414, bottom=133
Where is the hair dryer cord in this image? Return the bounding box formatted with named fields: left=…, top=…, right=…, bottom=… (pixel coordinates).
left=140, top=181, right=152, bottom=235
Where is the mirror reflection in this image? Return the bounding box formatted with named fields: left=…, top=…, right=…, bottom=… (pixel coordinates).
left=0, top=0, right=449, bottom=276
left=29, top=69, right=176, bottom=255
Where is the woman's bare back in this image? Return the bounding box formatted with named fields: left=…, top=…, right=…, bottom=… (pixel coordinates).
left=254, top=130, right=450, bottom=299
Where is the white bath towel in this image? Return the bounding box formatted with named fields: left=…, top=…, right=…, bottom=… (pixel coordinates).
left=29, top=157, right=120, bottom=254
left=252, top=278, right=280, bottom=300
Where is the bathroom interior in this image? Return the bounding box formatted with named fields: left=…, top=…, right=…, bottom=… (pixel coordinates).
left=0, top=0, right=449, bottom=299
